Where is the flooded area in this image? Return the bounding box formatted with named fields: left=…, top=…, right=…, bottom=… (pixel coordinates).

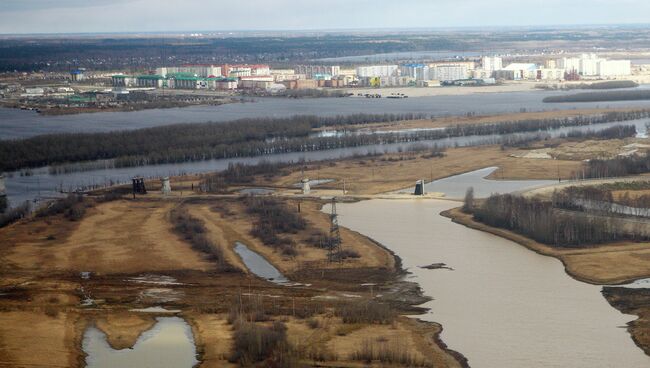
left=336, top=199, right=650, bottom=367
left=421, top=166, right=558, bottom=199
left=233, top=242, right=291, bottom=285
left=3, top=89, right=650, bottom=140
left=6, top=117, right=649, bottom=208
left=83, top=316, right=198, bottom=368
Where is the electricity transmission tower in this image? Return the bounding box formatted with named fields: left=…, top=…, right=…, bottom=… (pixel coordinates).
left=328, top=197, right=342, bottom=262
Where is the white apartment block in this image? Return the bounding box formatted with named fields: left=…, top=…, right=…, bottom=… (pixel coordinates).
left=597, top=60, right=632, bottom=77
left=156, top=65, right=222, bottom=78
left=430, top=65, right=469, bottom=81
left=482, top=56, right=503, bottom=72
left=356, top=65, right=398, bottom=78
left=295, top=65, right=341, bottom=78
left=556, top=54, right=630, bottom=77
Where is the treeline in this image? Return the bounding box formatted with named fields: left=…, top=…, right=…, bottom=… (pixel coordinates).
left=543, top=90, right=650, bottom=103
left=581, top=153, right=650, bottom=179
left=3, top=110, right=649, bottom=173
left=554, top=184, right=650, bottom=218
left=199, top=161, right=298, bottom=193
left=472, top=193, right=646, bottom=246
left=564, top=125, right=636, bottom=140
left=537, top=80, right=638, bottom=91
left=0, top=113, right=423, bottom=172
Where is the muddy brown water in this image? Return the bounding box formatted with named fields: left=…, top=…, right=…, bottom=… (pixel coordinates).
left=335, top=199, right=650, bottom=368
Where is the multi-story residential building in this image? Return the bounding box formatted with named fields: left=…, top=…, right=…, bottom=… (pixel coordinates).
left=430, top=64, right=469, bottom=81
left=295, top=65, right=341, bottom=79
left=156, top=65, right=222, bottom=78
left=481, top=56, right=503, bottom=73
left=356, top=65, right=399, bottom=78
left=399, top=64, right=430, bottom=80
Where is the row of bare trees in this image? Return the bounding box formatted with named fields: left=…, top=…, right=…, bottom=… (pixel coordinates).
left=470, top=192, right=647, bottom=247
left=4, top=110, right=649, bottom=173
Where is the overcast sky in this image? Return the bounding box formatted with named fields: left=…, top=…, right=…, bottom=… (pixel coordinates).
left=1, top=0, right=649, bottom=34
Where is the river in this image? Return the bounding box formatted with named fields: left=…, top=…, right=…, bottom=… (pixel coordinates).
left=3, top=87, right=650, bottom=140
left=336, top=199, right=650, bottom=367
left=6, top=116, right=650, bottom=208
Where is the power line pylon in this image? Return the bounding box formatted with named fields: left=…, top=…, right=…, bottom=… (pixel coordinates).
left=328, top=197, right=342, bottom=262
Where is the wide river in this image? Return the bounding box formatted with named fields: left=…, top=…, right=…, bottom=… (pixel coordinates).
left=3, top=87, right=650, bottom=139
left=6, top=116, right=650, bottom=208
left=336, top=199, right=650, bottom=367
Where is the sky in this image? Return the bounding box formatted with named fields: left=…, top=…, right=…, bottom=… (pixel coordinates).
left=1, top=0, right=650, bottom=34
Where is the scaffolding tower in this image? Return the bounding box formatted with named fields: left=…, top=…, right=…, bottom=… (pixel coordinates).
left=328, top=197, right=342, bottom=262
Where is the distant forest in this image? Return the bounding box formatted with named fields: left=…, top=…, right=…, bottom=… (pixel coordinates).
left=3, top=27, right=650, bottom=71
left=2, top=110, right=649, bottom=173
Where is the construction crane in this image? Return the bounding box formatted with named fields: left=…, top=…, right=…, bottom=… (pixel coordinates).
left=328, top=197, right=342, bottom=262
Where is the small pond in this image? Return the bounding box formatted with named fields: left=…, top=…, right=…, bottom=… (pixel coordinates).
left=83, top=316, right=198, bottom=368
left=233, top=241, right=291, bottom=285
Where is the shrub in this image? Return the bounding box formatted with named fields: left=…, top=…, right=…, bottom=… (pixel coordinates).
left=0, top=201, right=30, bottom=228
left=244, top=197, right=306, bottom=249
left=229, top=320, right=288, bottom=364
left=170, top=207, right=230, bottom=270
left=335, top=301, right=394, bottom=324
left=350, top=338, right=432, bottom=367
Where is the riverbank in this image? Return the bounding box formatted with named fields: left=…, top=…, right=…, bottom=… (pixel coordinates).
left=0, top=99, right=235, bottom=116
left=341, top=81, right=539, bottom=98
left=442, top=206, right=650, bottom=285
left=0, top=191, right=467, bottom=367
left=442, top=206, right=650, bottom=357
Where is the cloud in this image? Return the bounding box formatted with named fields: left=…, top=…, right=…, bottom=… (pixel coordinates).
left=1, top=0, right=649, bottom=34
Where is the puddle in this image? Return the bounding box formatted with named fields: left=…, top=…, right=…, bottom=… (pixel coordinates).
left=239, top=187, right=275, bottom=195
left=233, top=242, right=292, bottom=285
left=83, top=317, right=198, bottom=368
left=127, top=274, right=184, bottom=286
left=130, top=306, right=182, bottom=313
